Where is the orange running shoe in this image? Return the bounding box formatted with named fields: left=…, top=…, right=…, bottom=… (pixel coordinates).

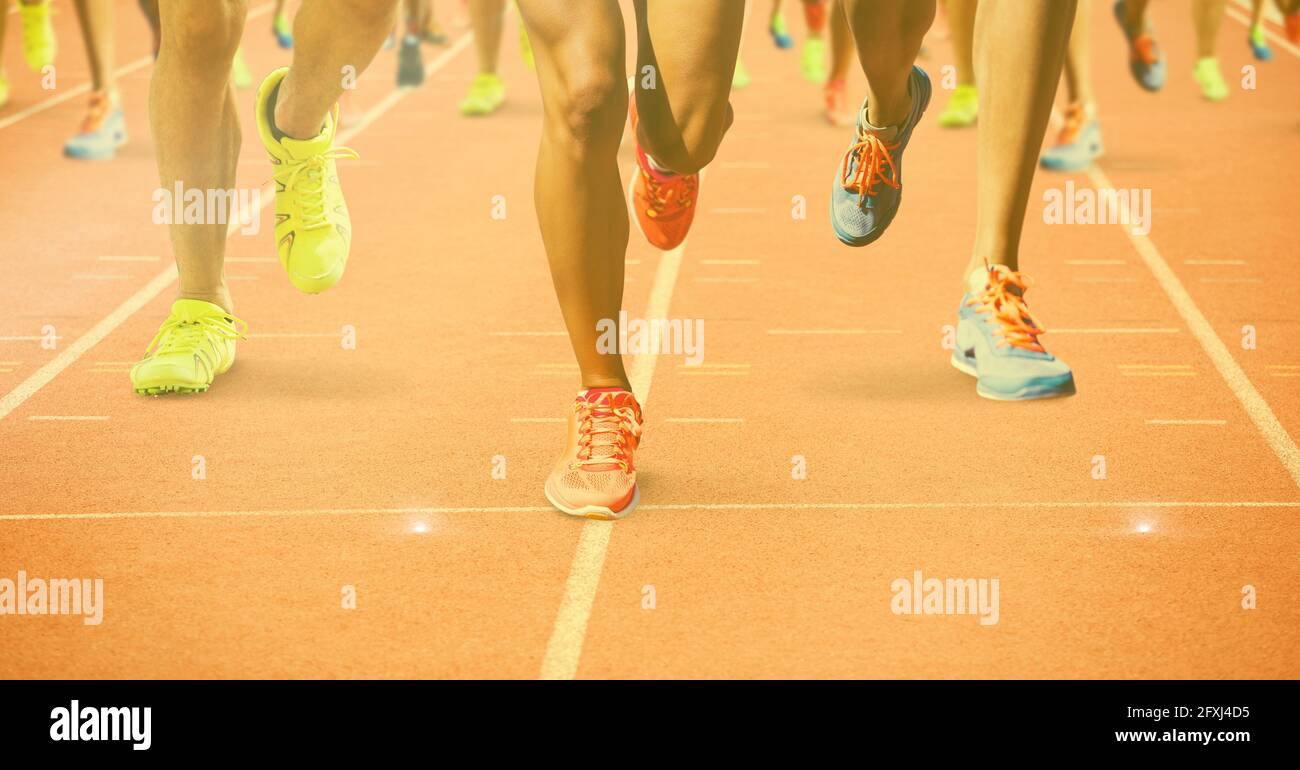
left=628, top=101, right=699, bottom=251
left=544, top=388, right=644, bottom=520
left=1287, top=10, right=1300, bottom=44
left=824, top=78, right=852, bottom=127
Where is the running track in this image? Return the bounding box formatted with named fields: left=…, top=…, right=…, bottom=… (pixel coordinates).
left=1, top=1, right=1297, bottom=678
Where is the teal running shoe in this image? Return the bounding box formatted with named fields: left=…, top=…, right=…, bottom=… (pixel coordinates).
left=951, top=264, right=1075, bottom=401
left=830, top=65, right=930, bottom=247
left=1039, top=104, right=1103, bottom=172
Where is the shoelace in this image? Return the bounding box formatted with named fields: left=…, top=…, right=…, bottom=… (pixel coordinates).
left=967, top=263, right=1048, bottom=353
left=145, top=313, right=247, bottom=357
left=1056, top=103, right=1085, bottom=145
left=80, top=92, right=109, bottom=133
left=640, top=169, right=697, bottom=218
left=840, top=128, right=899, bottom=205
left=571, top=394, right=643, bottom=473
left=276, top=146, right=360, bottom=230
left=1134, top=34, right=1160, bottom=66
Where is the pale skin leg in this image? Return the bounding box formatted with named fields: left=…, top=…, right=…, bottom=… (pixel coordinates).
left=272, top=1, right=398, bottom=140
left=72, top=0, right=116, bottom=94
left=469, top=0, right=506, bottom=74
left=840, top=0, right=936, bottom=129
left=966, top=0, right=1076, bottom=276
left=1062, top=0, right=1093, bottom=107
left=944, top=0, right=976, bottom=88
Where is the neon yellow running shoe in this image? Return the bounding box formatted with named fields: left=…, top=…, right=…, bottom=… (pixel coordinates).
left=231, top=47, right=252, bottom=90
left=1194, top=57, right=1228, bottom=102
left=459, top=72, right=506, bottom=116
left=256, top=68, right=359, bottom=294
left=19, top=0, right=57, bottom=72
left=733, top=56, right=751, bottom=90
left=937, top=83, right=978, bottom=128
left=131, top=299, right=246, bottom=396
left=801, top=37, right=826, bottom=84
left=0, top=70, right=10, bottom=110
left=519, top=18, right=534, bottom=71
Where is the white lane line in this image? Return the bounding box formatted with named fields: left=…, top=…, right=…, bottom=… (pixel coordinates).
left=7, top=499, right=1299, bottom=522
left=1146, top=419, right=1227, bottom=426
left=1086, top=164, right=1300, bottom=487
left=0, top=2, right=277, bottom=132
left=27, top=415, right=110, bottom=421
left=0, top=32, right=475, bottom=423
left=539, top=182, right=694, bottom=681
left=766, top=328, right=903, bottom=335
left=1049, top=328, right=1179, bottom=334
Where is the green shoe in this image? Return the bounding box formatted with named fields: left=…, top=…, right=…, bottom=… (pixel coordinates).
left=801, top=37, right=826, bottom=83
left=0, top=70, right=9, bottom=110
left=1194, top=56, right=1228, bottom=101
left=231, top=47, right=252, bottom=90
left=459, top=72, right=506, bottom=116
left=937, top=84, right=978, bottom=128
left=733, top=56, right=751, bottom=90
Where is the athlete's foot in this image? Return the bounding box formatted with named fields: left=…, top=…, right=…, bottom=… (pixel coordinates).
left=0, top=70, right=9, bottom=110
left=733, top=56, right=751, bottom=90
left=769, top=12, right=794, bottom=49
left=1248, top=25, right=1273, bottom=60
left=422, top=20, right=448, bottom=45
left=19, top=0, right=57, bottom=71
left=951, top=264, right=1075, bottom=401
left=256, top=68, right=359, bottom=294
left=458, top=73, right=505, bottom=116
left=824, top=79, right=852, bottom=127
left=1039, top=103, right=1103, bottom=172
left=1113, top=0, right=1166, bottom=91
left=544, top=388, right=644, bottom=520
left=629, top=103, right=700, bottom=252
left=936, top=83, right=978, bottom=128
left=801, top=37, right=827, bottom=84
left=1287, top=10, right=1300, bottom=43
left=231, top=47, right=253, bottom=90
left=64, top=90, right=128, bottom=161
left=131, top=299, right=246, bottom=396
left=397, top=34, right=425, bottom=87
left=830, top=65, right=930, bottom=247
left=272, top=13, right=293, bottom=49
left=1194, top=57, right=1229, bottom=101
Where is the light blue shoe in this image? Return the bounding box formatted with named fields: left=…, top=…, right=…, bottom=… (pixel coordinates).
left=1039, top=106, right=1103, bottom=172
left=830, top=65, right=930, bottom=247
left=64, top=93, right=128, bottom=161
left=770, top=13, right=794, bottom=49
left=1248, top=26, right=1273, bottom=61
left=1114, top=0, right=1166, bottom=91
left=951, top=265, right=1075, bottom=401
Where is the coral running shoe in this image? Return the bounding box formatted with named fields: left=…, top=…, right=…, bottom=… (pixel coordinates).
left=629, top=101, right=700, bottom=251
left=256, top=68, right=359, bottom=294
left=544, top=388, right=644, bottom=520
left=951, top=264, right=1075, bottom=401
left=64, top=90, right=128, bottom=161
left=131, top=299, right=246, bottom=396
left=1039, top=103, right=1103, bottom=171
left=1114, top=0, right=1166, bottom=91
left=824, top=78, right=852, bottom=127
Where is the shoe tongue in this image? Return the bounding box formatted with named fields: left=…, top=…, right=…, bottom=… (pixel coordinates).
left=171, top=298, right=226, bottom=322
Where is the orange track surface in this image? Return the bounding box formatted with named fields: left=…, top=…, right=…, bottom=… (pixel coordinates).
left=1, top=1, right=1297, bottom=678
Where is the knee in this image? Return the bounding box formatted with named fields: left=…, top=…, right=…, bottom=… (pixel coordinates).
left=161, top=1, right=247, bottom=64
left=639, top=100, right=732, bottom=175
left=550, top=72, right=628, bottom=149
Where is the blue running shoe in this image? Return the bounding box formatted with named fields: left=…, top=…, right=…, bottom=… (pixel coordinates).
left=397, top=34, right=425, bottom=87
left=830, top=65, right=930, bottom=247
left=64, top=91, right=128, bottom=161
left=1113, top=0, right=1166, bottom=91
left=1248, top=26, right=1273, bottom=61
left=273, top=13, right=293, bottom=49
left=1039, top=104, right=1103, bottom=172
left=951, top=264, right=1075, bottom=401
left=770, top=13, right=794, bottom=49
